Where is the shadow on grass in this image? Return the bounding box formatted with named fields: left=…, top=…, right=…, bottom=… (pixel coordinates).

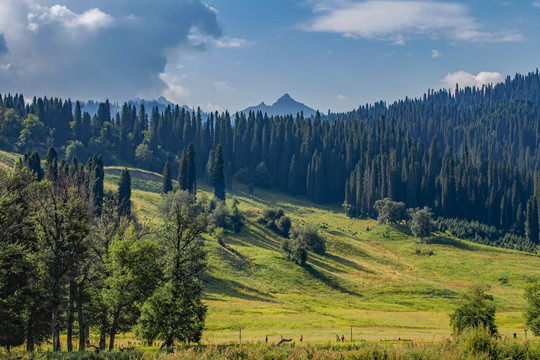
left=304, top=264, right=362, bottom=297
left=322, top=253, right=375, bottom=274
left=427, top=236, right=476, bottom=251
left=205, top=276, right=276, bottom=303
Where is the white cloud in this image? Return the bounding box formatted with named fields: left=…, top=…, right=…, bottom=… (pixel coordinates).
left=431, top=49, right=441, bottom=58
left=533, top=1, right=540, bottom=7
left=27, top=5, right=113, bottom=31
left=441, top=71, right=503, bottom=89
left=303, top=0, right=522, bottom=43
left=0, top=0, right=222, bottom=101
left=215, top=36, right=248, bottom=48
left=337, top=94, right=347, bottom=100
left=159, top=73, right=189, bottom=105
left=189, top=30, right=249, bottom=49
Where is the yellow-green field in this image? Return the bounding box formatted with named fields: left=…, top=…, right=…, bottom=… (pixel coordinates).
left=2, top=150, right=539, bottom=345
left=103, top=163, right=540, bottom=345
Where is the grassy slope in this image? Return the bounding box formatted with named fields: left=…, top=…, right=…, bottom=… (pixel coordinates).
left=2, top=150, right=539, bottom=344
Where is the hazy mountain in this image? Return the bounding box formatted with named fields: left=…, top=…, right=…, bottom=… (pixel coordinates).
left=80, top=96, right=192, bottom=117
left=240, top=94, right=317, bottom=117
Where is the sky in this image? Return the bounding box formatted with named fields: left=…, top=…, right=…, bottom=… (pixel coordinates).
left=0, top=0, right=539, bottom=113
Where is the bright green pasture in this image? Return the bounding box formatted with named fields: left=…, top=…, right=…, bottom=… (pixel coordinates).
left=102, top=171, right=540, bottom=344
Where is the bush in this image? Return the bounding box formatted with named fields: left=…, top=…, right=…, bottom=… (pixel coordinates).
left=259, top=208, right=290, bottom=237
left=290, top=224, right=326, bottom=255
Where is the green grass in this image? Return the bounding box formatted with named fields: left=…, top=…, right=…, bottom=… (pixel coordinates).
left=102, top=170, right=540, bottom=344
left=3, top=152, right=540, bottom=345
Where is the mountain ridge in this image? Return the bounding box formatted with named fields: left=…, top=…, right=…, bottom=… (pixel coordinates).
left=240, top=93, right=317, bottom=117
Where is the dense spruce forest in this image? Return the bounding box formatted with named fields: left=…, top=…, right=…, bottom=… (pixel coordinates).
left=1, top=70, right=540, bottom=252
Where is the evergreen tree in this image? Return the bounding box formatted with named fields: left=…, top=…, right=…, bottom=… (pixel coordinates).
left=45, top=147, right=58, bottom=181
left=205, top=149, right=215, bottom=186
left=526, top=196, right=539, bottom=244
left=22, top=150, right=44, bottom=182
left=178, top=143, right=196, bottom=196
left=117, top=168, right=132, bottom=217
left=213, top=144, right=225, bottom=201
left=162, top=161, right=172, bottom=194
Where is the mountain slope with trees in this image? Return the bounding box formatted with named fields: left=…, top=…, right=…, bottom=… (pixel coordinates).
left=0, top=70, right=539, bottom=254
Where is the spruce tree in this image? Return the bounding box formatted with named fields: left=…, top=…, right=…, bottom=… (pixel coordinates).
left=178, top=143, right=196, bottom=195
left=214, top=144, right=225, bottom=201
left=117, top=168, right=132, bottom=217
left=526, top=196, right=539, bottom=244
left=162, top=161, right=172, bottom=194
left=45, top=147, right=58, bottom=181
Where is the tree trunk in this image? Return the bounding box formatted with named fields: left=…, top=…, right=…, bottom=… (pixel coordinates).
left=109, top=310, right=120, bottom=351
left=26, top=305, right=35, bottom=352
left=52, top=306, right=61, bottom=351
left=67, top=281, right=75, bottom=352
left=99, top=316, right=108, bottom=351
left=77, top=288, right=85, bottom=351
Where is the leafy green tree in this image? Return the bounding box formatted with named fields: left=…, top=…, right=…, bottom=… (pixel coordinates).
left=524, top=279, right=540, bottom=336
left=30, top=167, right=92, bottom=351
left=410, top=206, right=434, bottom=242
left=290, top=224, right=326, bottom=255
left=135, top=143, right=153, bottom=170
left=281, top=238, right=307, bottom=266
left=213, top=144, right=225, bottom=201
left=0, top=166, right=34, bottom=351
left=17, top=114, right=46, bottom=150
left=450, top=284, right=497, bottom=336
left=103, top=223, right=161, bottom=350
left=374, top=198, right=406, bottom=225
left=118, top=168, right=132, bottom=217
left=137, top=190, right=207, bottom=347
left=162, top=161, right=173, bottom=194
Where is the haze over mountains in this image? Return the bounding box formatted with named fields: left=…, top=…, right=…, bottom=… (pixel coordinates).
left=240, top=94, right=317, bottom=117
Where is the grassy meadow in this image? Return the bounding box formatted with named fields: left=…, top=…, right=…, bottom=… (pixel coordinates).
left=100, top=161, right=540, bottom=345
left=2, top=149, right=540, bottom=349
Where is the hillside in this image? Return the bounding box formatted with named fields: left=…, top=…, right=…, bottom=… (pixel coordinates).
left=2, top=149, right=539, bottom=344
left=97, top=157, right=540, bottom=343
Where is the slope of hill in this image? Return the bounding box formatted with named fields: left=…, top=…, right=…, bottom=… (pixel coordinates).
left=2, top=150, right=538, bottom=345
left=240, top=94, right=317, bottom=117
left=98, top=161, right=539, bottom=344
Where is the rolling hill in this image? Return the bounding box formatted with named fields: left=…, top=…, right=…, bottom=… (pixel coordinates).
left=1, top=149, right=539, bottom=344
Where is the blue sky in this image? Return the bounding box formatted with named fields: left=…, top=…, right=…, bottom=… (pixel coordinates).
left=0, top=0, right=539, bottom=113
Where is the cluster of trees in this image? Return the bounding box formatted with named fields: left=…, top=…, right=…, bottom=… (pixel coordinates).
left=373, top=198, right=434, bottom=242
left=0, top=149, right=219, bottom=352
left=257, top=207, right=326, bottom=266
left=1, top=70, right=540, bottom=253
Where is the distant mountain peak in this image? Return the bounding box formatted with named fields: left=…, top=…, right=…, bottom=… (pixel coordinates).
left=240, top=94, right=316, bottom=117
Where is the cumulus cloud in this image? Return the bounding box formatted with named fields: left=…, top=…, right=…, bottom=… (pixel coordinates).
left=159, top=73, right=189, bottom=105
left=431, top=49, right=441, bottom=58
left=441, top=71, right=503, bottom=89
left=0, top=0, right=222, bottom=101
left=302, top=0, right=522, bottom=44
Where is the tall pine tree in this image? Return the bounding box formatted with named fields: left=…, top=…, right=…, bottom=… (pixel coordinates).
left=162, top=161, right=172, bottom=194
left=214, top=144, right=225, bottom=201
left=117, top=168, right=132, bottom=217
